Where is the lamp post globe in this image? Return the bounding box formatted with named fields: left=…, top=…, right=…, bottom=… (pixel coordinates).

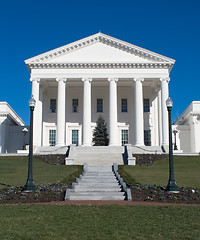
left=165, top=97, right=179, bottom=192
left=24, top=96, right=36, bottom=191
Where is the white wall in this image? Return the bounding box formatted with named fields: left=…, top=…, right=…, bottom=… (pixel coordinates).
left=8, top=126, right=29, bottom=153
left=173, top=125, right=191, bottom=153
left=0, top=117, right=29, bottom=153
left=41, top=81, right=161, bottom=147
left=174, top=101, right=200, bottom=153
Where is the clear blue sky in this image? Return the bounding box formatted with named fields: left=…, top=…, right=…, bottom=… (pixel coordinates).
left=0, top=0, right=199, bottom=125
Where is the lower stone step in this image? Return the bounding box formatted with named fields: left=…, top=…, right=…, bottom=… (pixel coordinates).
left=69, top=191, right=125, bottom=200
left=84, top=176, right=115, bottom=179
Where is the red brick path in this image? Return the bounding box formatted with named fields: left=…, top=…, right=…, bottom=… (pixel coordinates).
left=37, top=200, right=199, bottom=206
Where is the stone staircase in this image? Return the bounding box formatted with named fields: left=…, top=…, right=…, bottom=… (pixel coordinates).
left=65, top=165, right=126, bottom=200
left=73, top=146, right=124, bottom=165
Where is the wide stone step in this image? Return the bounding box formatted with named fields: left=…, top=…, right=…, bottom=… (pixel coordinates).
left=69, top=192, right=125, bottom=200
left=87, top=167, right=113, bottom=172
left=84, top=175, right=115, bottom=178
left=80, top=179, right=118, bottom=184
left=74, top=186, right=121, bottom=192
left=86, top=172, right=113, bottom=175
left=82, top=174, right=116, bottom=178
left=77, top=182, right=120, bottom=187
left=82, top=176, right=116, bottom=180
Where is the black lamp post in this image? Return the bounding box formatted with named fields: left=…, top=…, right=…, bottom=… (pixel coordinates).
left=24, top=97, right=36, bottom=191
left=165, top=97, right=179, bottom=192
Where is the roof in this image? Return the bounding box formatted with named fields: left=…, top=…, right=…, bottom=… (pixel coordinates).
left=0, top=102, right=24, bottom=126
left=174, top=101, right=200, bottom=125
left=25, top=32, right=175, bottom=72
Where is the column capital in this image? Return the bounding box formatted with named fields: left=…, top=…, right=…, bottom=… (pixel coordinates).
left=30, top=78, right=40, bottom=83
left=108, top=78, right=118, bottom=82
left=160, top=77, right=170, bottom=83
left=134, top=78, right=144, bottom=82
left=56, top=78, right=67, bottom=83
left=82, top=78, right=92, bottom=82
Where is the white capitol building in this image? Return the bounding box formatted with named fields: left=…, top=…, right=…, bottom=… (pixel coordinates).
left=0, top=33, right=199, bottom=157
left=25, top=33, right=174, bottom=151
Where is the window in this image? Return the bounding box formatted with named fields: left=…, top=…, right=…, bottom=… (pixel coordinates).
left=144, top=99, right=150, bottom=112
left=50, top=99, right=56, bottom=113
left=72, top=99, right=78, bottom=112
left=72, top=130, right=79, bottom=146
left=97, top=98, right=103, bottom=112
left=121, top=130, right=128, bottom=146
left=144, top=130, right=151, bottom=146
left=49, top=130, right=56, bottom=146
left=121, top=99, right=127, bottom=112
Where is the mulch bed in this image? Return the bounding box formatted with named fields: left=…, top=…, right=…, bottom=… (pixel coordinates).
left=130, top=184, right=200, bottom=204
left=0, top=183, right=200, bottom=205
left=0, top=183, right=67, bottom=204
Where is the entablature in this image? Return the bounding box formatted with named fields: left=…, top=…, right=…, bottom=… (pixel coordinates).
left=27, top=62, right=173, bottom=72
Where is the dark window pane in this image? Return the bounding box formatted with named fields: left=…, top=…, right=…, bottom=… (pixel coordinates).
left=121, top=99, right=127, bottom=112
left=97, top=99, right=103, bottom=112
left=144, top=99, right=150, bottom=112
left=50, top=99, right=56, bottom=113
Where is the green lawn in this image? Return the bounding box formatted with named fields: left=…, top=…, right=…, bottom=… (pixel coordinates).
left=0, top=204, right=199, bottom=240
left=0, top=156, right=82, bottom=188
left=0, top=156, right=200, bottom=239
left=119, top=155, right=200, bottom=188
left=1, top=155, right=199, bottom=189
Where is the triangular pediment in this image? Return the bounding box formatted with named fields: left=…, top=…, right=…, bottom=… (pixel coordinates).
left=43, top=42, right=155, bottom=63
left=25, top=33, right=175, bottom=70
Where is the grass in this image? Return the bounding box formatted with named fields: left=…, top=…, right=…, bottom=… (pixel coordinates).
left=0, top=156, right=82, bottom=188
left=0, top=156, right=200, bottom=239
left=0, top=204, right=200, bottom=240
left=119, top=155, right=200, bottom=188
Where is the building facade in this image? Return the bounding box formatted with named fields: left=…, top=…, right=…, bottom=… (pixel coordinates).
left=173, top=101, right=200, bottom=153
left=25, top=33, right=175, bottom=151
left=0, top=102, right=26, bottom=153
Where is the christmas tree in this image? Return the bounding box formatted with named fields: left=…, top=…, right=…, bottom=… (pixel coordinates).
left=92, top=115, right=109, bottom=146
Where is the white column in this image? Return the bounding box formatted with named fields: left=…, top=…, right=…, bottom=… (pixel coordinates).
left=31, top=78, right=42, bottom=148
left=158, top=89, right=163, bottom=146
left=56, top=78, right=66, bottom=146
left=31, top=78, right=40, bottom=101
left=82, top=78, right=92, bottom=146
left=134, top=78, right=144, bottom=146
left=108, top=78, right=118, bottom=146
left=190, top=115, right=199, bottom=153
left=153, top=90, right=159, bottom=146
left=160, top=78, right=170, bottom=146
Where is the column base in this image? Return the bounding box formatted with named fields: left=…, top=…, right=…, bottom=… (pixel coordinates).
left=56, top=143, right=65, bottom=147
left=135, top=143, right=144, bottom=146
left=109, top=143, right=119, bottom=146
left=165, top=180, right=179, bottom=193
left=82, top=143, right=92, bottom=146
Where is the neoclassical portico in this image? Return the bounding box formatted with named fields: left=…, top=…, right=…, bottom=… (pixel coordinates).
left=26, top=33, right=175, bottom=151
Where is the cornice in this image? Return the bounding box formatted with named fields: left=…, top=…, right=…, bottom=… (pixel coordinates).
left=27, top=62, right=173, bottom=70
left=25, top=33, right=175, bottom=67
left=0, top=102, right=24, bottom=126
